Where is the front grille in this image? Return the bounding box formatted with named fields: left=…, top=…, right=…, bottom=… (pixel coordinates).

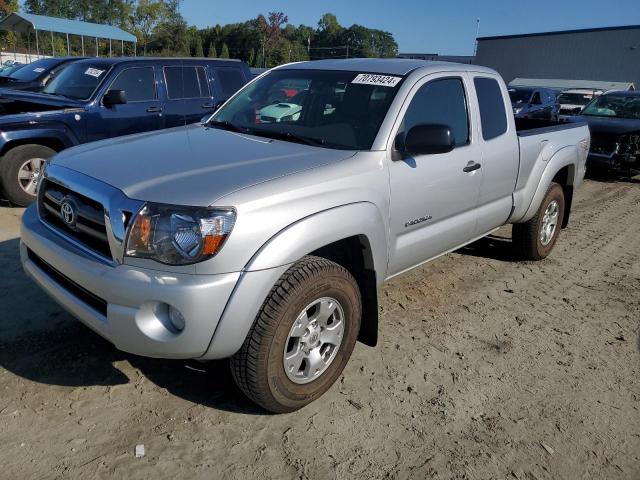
left=590, top=135, right=617, bottom=155
left=27, top=248, right=108, bottom=317
left=39, top=179, right=112, bottom=258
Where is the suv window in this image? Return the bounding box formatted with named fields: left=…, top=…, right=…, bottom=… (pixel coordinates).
left=403, top=77, right=469, bottom=147
left=164, top=66, right=210, bottom=99
left=215, top=67, right=245, bottom=97
left=531, top=91, right=541, bottom=104
left=474, top=77, right=508, bottom=141
left=108, top=67, right=156, bottom=102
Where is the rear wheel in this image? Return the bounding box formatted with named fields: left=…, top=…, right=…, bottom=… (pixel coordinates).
left=0, top=144, right=55, bottom=206
left=513, top=182, right=565, bottom=260
left=231, top=256, right=361, bottom=413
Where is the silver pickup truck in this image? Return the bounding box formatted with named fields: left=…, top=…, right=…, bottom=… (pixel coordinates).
left=20, top=59, right=590, bottom=412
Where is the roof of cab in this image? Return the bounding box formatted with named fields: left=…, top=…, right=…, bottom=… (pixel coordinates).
left=278, top=58, right=496, bottom=76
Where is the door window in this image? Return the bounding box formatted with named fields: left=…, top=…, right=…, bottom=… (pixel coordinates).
left=531, top=91, right=542, bottom=104
left=474, top=77, right=508, bottom=140
left=164, top=66, right=210, bottom=99
left=108, top=67, right=156, bottom=102
left=402, top=77, right=469, bottom=147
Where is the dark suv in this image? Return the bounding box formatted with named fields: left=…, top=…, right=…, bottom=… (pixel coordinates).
left=0, top=57, right=250, bottom=205
left=509, top=87, right=560, bottom=121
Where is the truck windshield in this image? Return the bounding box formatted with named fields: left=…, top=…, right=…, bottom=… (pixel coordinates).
left=42, top=62, right=111, bottom=100
left=210, top=69, right=404, bottom=150
left=508, top=89, right=532, bottom=104
left=581, top=94, right=640, bottom=120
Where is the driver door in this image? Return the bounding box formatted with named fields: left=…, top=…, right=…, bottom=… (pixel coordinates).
left=89, top=66, right=163, bottom=142
left=387, top=74, right=483, bottom=276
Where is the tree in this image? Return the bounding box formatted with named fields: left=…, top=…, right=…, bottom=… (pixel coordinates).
left=132, top=0, right=165, bottom=55
left=247, top=47, right=255, bottom=66
left=193, top=35, right=204, bottom=57
left=220, top=42, right=229, bottom=59
left=207, top=41, right=217, bottom=58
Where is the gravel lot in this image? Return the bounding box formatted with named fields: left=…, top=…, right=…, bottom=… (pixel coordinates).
left=0, top=178, right=638, bottom=480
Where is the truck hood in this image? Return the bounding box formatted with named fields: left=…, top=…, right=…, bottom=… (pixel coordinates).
left=567, top=115, right=640, bottom=136
left=51, top=123, right=357, bottom=206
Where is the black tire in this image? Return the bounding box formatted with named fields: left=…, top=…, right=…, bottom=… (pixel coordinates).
left=513, top=182, right=565, bottom=260
left=0, top=144, right=55, bottom=206
left=231, top=256, right=362, bottom=413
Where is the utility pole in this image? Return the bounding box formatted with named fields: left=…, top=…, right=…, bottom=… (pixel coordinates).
left=473, top=18, right=481, bottom=57
left=307, top=37, right=310, bottom=57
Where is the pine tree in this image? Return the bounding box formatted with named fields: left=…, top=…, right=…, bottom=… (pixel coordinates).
left=220, top=42, right=230, bottom=59
left=194, top=36, right=204, bottom=57
left=208, top=41, right=217, bottom=58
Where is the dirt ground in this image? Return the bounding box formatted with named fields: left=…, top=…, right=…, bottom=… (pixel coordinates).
left=0, top=178, right=638, bottom=480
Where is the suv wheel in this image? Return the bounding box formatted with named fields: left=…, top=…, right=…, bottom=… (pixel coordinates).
left=0, top=144, right=55, bottom=206
left=231, top=256, right=362, bottom=413
left=513, top=182, right=565, bottom=260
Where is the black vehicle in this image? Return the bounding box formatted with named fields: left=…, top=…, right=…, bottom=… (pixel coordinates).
left=0, top=57, right=84, bottom=91
left=566, top=91, right=640, bottom=174
left=509, top=87, right=560, bottom=121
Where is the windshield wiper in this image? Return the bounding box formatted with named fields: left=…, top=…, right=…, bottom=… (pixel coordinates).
left=250, top=128, right=326, bottom=147
left=206, top=120, right=249, bottom=134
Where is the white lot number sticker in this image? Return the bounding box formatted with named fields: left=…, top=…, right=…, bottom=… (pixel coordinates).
left=33, top=67, right=45, bottom=73
left=352, top=73, right=402, bottom=87
left=84, top=68, right=104, bottom=78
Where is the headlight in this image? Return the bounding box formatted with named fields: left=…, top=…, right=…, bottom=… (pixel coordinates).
left=125, top=203, right=236, bottom=265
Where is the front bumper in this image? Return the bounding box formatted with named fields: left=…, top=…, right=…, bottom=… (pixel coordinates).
left=587, top=152, right=638, bottom=172
left=21, top=204, right=241, bottom=359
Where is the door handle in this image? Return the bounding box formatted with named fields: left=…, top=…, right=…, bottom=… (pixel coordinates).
left=463, top=162, right=481, bottom=173
left=146, top=106, right=162, bottom=113
left=201, top=103, right=215, bottom=109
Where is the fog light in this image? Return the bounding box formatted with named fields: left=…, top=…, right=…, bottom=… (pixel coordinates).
left=168, top=306, right=186, bottom=332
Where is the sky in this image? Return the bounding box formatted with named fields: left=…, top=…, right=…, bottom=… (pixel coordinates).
left=180, top=0, right=640, bottom=55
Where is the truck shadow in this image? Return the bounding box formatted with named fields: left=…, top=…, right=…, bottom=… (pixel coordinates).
left=0, top=238, right=265, bottom=415
left=457, top=233, right=520, bottom=262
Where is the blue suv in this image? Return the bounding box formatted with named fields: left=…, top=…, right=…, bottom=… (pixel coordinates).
left=0, top=57, right=250, bottom=205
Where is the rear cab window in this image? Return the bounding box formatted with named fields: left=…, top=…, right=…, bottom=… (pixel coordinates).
left=474, top=77, right=508, bottom=140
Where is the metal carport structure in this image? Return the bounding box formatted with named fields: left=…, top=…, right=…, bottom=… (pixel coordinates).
left=0, top=12, right=137, bottom=58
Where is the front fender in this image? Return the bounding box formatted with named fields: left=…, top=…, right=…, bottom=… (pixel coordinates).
left=200, top=202, right=389, bottom=360
left=245, top=202, right=388, bottom=277
left=511, top=146, right=577, bottom=224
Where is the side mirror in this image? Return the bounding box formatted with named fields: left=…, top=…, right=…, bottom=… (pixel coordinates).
left=401, top=124, right=455, bottom=156
left=103, top=89, right=127, bottom=108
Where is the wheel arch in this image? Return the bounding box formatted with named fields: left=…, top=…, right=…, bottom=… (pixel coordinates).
left=201, top=202, right=388, bottom=359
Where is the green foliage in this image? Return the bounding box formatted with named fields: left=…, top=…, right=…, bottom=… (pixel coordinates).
left=220, top=42, right=229, bottom=59
left=207, top=41, right=217, bottom=58
left=193, top=35, right=203, bottom=57
left=19, top=3, right=399, bottom=65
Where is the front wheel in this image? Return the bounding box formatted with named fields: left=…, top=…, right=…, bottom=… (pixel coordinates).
left=0, top=144, right=56, bottom=206
left=513, top=182, right=565, bottom=260
left=231, top=256, right=362, bottom=413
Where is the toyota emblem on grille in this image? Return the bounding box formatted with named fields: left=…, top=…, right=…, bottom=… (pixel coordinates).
left=60, top=199, right=76, bottom=226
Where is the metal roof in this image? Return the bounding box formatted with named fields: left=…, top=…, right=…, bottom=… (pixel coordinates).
left=0, top=12, right=136, bottom=42
left=478, top=24, right=640, bottom=41
left=509, top=78, right=635, bottom=91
